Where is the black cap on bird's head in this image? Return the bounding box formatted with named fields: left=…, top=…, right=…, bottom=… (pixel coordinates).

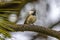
left=29, top=9, right=36, bottom=15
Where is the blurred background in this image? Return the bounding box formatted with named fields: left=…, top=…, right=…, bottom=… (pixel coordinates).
left=0, top=0, right=60, bottom=40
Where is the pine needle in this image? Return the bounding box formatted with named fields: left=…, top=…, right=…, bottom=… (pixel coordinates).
left=0, top=37, right=4, bottom=40
left=0, top=27, right=11, bottom=38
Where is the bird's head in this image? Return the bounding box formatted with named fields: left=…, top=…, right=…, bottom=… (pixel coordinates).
left=29, top=9, right=36, bottom=15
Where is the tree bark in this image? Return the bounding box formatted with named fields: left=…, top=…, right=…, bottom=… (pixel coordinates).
left=9, top=24, right=60, bottom=39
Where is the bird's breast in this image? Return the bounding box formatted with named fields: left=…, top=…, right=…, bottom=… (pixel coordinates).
left=26, top=15, right=36, bottom=24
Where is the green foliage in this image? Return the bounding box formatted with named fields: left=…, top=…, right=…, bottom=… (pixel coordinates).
left=0, top=0, right=32, bottom=40
left=0, top=27, right=11, bottom=38
left=0, top=12, right=16, bottom=40
left=0, top=37, right=4, bottom=40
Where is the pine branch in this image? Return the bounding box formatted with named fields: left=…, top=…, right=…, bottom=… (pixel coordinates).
left=0, top=0, right=37, bottom=10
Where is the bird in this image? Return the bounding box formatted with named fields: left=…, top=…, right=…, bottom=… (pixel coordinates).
left=24, top=9, right=36, bottom=25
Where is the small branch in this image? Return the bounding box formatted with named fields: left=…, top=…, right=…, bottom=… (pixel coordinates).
left=49, top=21, right=60, bottom=29
left=9, top=24, right=60, bottom=39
